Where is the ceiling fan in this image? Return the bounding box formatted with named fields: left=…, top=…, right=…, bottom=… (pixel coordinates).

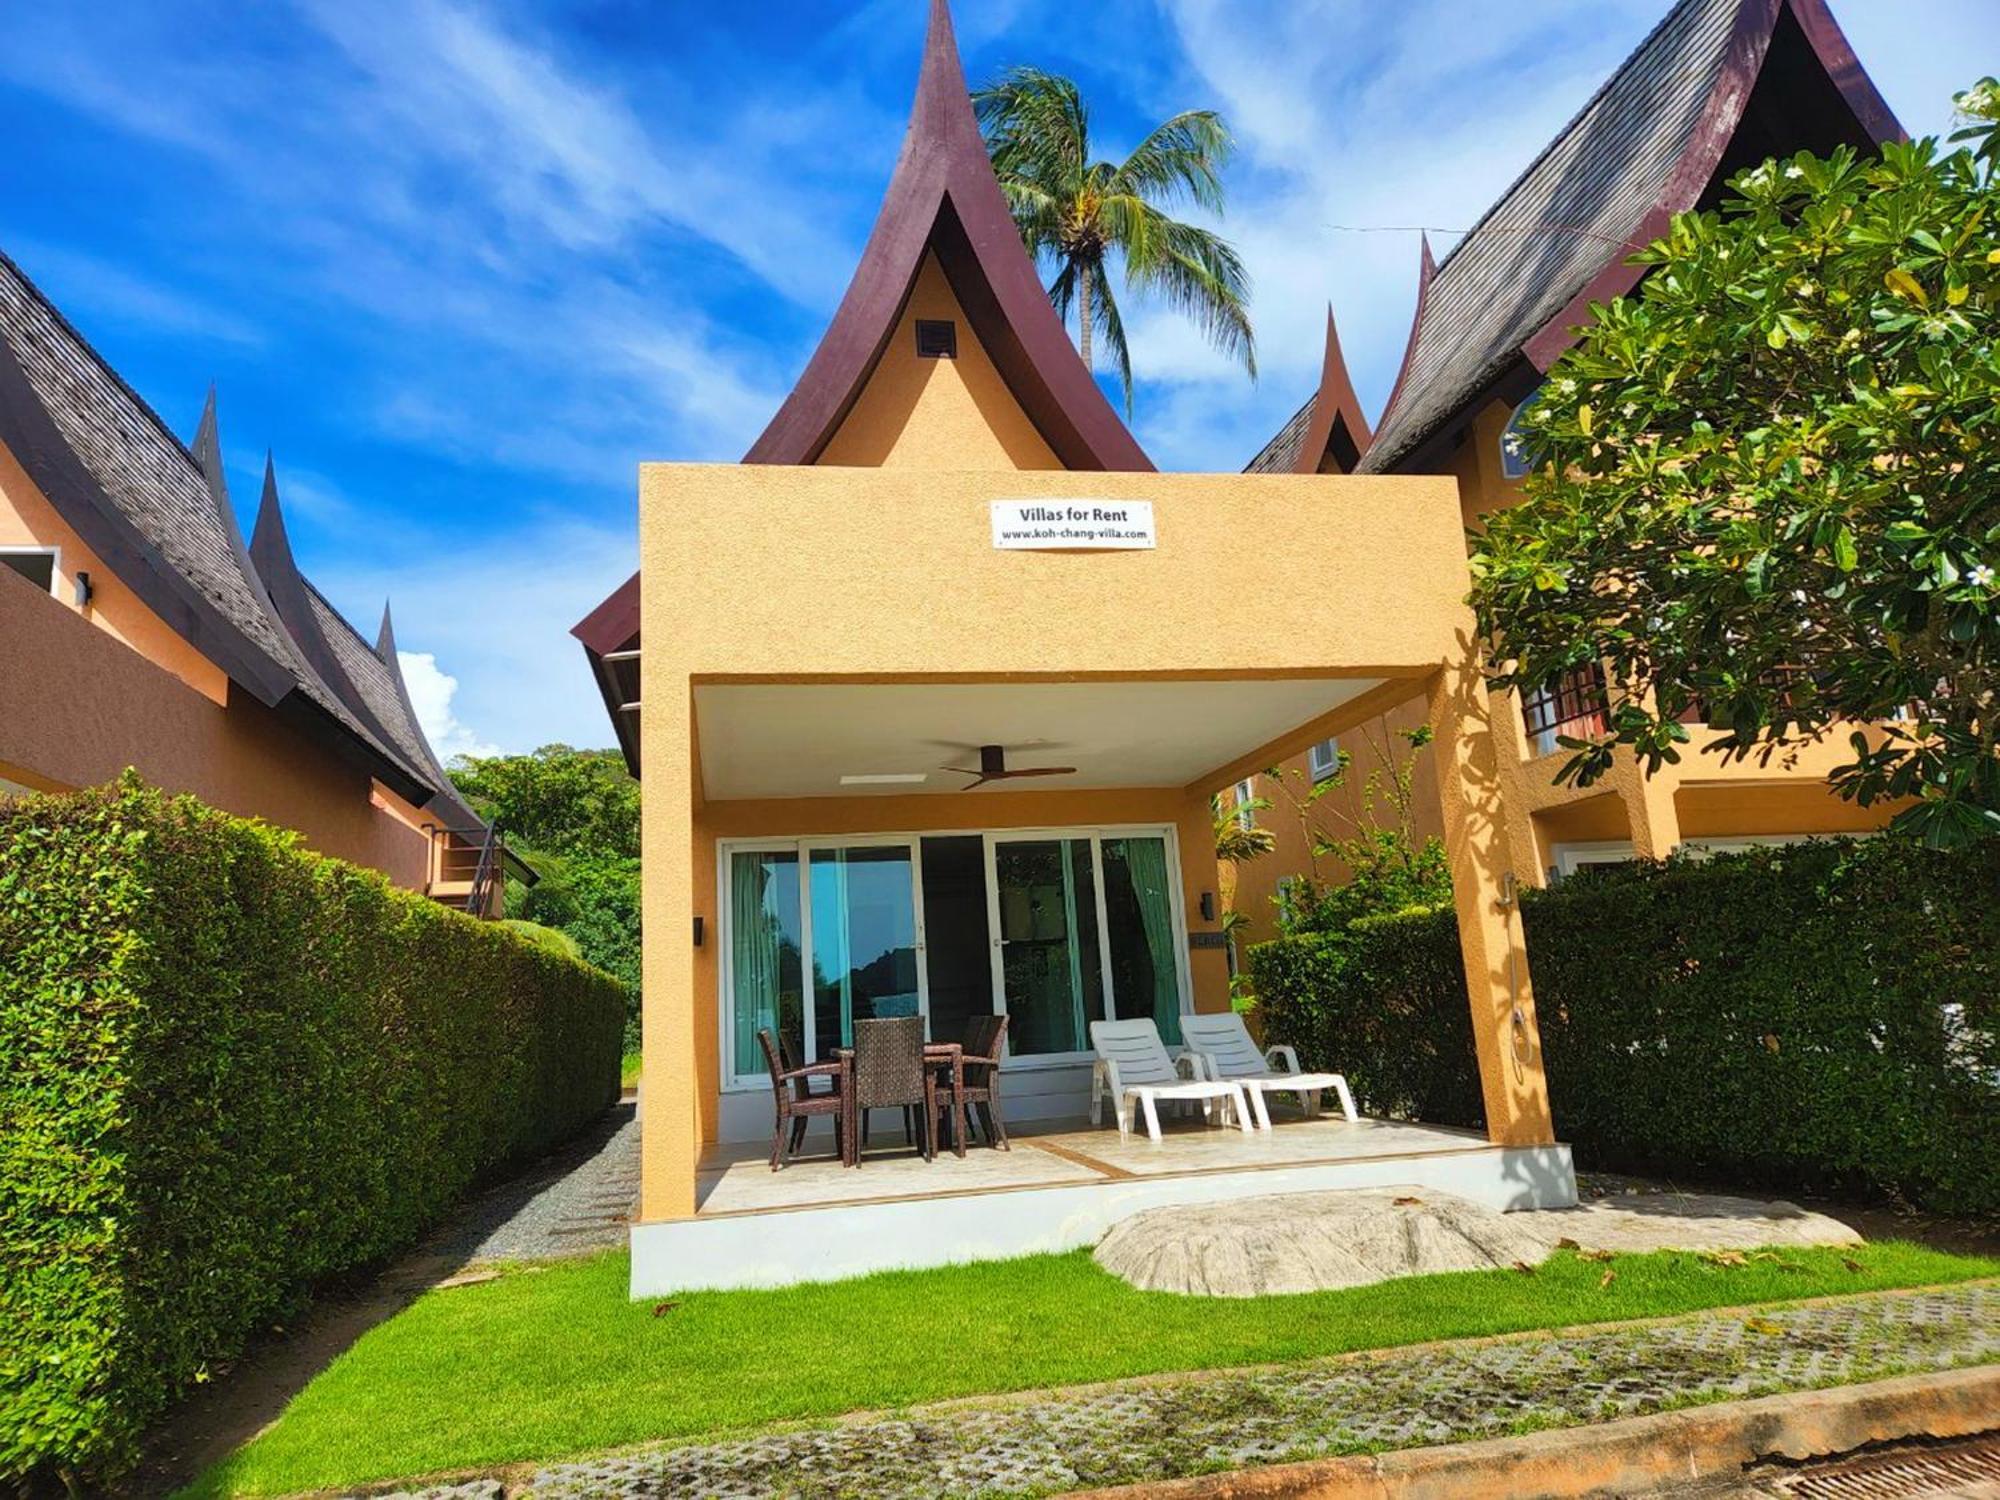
left=943, top=744, right=1078, bottom=789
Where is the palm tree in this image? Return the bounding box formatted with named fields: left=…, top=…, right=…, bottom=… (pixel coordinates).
left=974, top=67, right=1254, bottom=412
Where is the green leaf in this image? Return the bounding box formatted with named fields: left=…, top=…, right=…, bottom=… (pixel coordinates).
left=1883, top=267, right=1928, bottom=306
left=1833, top=526, right=1859, bottom=573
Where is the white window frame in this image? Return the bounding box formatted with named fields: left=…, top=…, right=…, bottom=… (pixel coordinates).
left=1233, top=777, right=1257, bottom=830
left=1306, top=738, right=1339, bottom=782
left=0, top=545, right=60, bottom=597
left=716, top=822, right=1193, bottom=1090
left=1549, top=840, right=1636, bottom=880
left=1680, top=833, right=1839, bottom=860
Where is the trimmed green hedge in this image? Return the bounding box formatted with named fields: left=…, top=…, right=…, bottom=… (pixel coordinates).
left=1250, top=837, right=2000, bottom=1215
left=0, top=778, right=625, bottom=1483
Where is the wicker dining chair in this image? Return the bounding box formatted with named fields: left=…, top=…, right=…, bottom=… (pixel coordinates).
left=851, top=1015, right=935, bottom=1163
left=951, top=1014, right=1010, bottom=1150
left=777, top=1031, right=841, bottom=1155
left=756, top=1028, right=843, bottom=1171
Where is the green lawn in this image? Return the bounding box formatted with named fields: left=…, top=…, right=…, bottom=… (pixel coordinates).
left=619, top=1050, right=641, bottom=1090
left=184, top=1241, right=1996, bottom=1496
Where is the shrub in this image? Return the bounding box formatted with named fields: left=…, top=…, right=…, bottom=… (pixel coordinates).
left=1249, top=837, right=2000, bottom=1215
left=1248, top=906, right=1482, bottom=1129
left=0, top=777, right=626, bottom=1484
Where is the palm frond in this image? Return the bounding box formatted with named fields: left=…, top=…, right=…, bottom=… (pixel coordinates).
left=976, top=67, right=1256, bottom=406
left=1090, top=266, right=1136, bottom=415
left=1126, top=213, right=1257, bottom=378
left=974, top=67, right=1088, bottom=185
left=1108, top=110, right=1234, bottom=214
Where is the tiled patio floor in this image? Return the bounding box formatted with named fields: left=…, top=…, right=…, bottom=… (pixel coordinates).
left=694, top=1113, right=1495, bottom=1216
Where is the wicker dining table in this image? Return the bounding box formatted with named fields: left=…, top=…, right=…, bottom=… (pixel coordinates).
left=832, top=1040, right=966, bottom=1162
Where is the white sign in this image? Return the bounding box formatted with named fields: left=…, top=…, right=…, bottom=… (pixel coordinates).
left=990, top=499, right=1156, bottom=550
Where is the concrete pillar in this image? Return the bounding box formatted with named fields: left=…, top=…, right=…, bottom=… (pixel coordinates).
left=1426, top=659, right=1557, bottom=1147
left=639, top=672, right=700, bottom=1222
left=1625, top=760, right=1684, bottom=861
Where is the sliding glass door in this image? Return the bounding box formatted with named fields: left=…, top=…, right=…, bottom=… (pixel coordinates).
left=807, top=843, right=923, bottom=1059
left=724, top=826, right=1189, bottom=1087
left=988, top=837, right=1105, bottom=1057
left=725, top=839, right=924, bottom=1084
left=985, top=829, right=1188, bottom=1059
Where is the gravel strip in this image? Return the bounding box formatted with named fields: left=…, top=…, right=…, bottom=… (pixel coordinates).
left=430, top=1102, right=639, bottom=1264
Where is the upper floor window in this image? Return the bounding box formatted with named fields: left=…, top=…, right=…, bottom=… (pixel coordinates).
left=1306, top=738, right=1340, bottom=782
left=0, top=547, right=58, bottom=595
left=1499, top=386, right=1543, bottom=481
left=1233, top=777, right=1257, bottom=829
left=1521, top=663, right=1610, bottom=758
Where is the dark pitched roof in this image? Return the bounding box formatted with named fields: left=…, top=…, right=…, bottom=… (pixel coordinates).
left=1353, top=0, right=1899, bottom=475
left=1245, top=308, right=1374, bottom=474
left=0, top=249, right=302, bottom=703
left=363, top=600, right=487, bottom=831
left=743, top=0, right=1151, bottom=471
left=247, top=460, right=453, bottom=807
left=572, top=572, right=639, bottom=777
left=0, top=246, right=440, bottom=801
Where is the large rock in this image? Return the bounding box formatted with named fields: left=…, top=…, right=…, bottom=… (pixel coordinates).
left=1094, top=1188, right=1552, bottom=1296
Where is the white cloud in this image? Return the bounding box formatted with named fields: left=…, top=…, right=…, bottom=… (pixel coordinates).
left=1120, top=0, right=2000, bottom=468
left=318, top=516, right=635, bottom=756
left=1, top=236, right=267, bottom=349
left=396, top=650, right=503, bottom=762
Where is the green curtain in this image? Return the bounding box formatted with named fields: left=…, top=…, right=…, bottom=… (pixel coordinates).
left=1121, top=837, right=1181, bottom=1045
left=731, top=854, right=783, bottom=1077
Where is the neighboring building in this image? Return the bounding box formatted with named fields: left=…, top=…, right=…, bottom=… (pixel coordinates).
left=0, top=247, right=516, bottom=914
left=580, top=0, right=1576, bottom=1295
left=1232, top=0, right=1905, bottom=944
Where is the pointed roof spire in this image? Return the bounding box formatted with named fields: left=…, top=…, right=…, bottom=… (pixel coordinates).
left=248, top=455, right=407, bottom=760
left=1288, top=305, right=1373, bottom=474
left=743, top=0, right=1150, bottom=471
left=1375, top=233, right=1438, bottom=441
left=249, top=450, right=293, bottom=580
left=375, top=599, right=397, bottom=660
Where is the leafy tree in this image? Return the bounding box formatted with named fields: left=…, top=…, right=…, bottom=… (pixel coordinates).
left=451, top=745, right=641, bottom=1041
left=1211, top=790, right=1276, bottom=864
left=1470, top=81, right=2000, bottom=848
left=449, top=744, right=638, bottom=860
left=1261, top=724, right=1450, bottom=935
left=975, top=67, right=1254, bottom=411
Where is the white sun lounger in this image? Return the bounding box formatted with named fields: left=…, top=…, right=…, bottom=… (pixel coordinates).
left=1088, top=1019, right=1254, bottom=1143
left=1180, top=1010, right=1359, bottom=1130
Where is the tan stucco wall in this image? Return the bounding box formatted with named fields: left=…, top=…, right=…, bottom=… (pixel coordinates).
left=0, top=441, right=232, bottom=704
left=1223, top=696, right=1442, bottom=949
left=639, top=464, right=1550, bottom=1219
left=0, top=563, right=430, bottom=888
left=818, top=253, right=1063, bottom=470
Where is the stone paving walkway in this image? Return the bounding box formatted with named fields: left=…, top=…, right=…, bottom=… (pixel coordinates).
left=496, top=1283, right=1998, bottom=1500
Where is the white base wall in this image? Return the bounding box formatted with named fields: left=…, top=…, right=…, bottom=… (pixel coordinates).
left=631, top=1142, right=1577, bottom=1295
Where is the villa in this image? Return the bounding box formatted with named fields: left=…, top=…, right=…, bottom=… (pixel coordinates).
left=0, top=249, right=517, bottom=912
left=578, top=0, right=1587, bottom=1297
left=1231, top=0, right=1904, bottom=937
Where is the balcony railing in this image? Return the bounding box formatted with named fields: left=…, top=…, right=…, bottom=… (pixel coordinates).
left=1521, top=664, right=1611, bottom=758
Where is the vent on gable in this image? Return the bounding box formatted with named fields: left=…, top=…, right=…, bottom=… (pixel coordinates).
left=915, top=319, right=958, bottom=359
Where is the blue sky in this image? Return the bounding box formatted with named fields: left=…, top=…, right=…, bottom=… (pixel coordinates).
left=0, top=0, right=1988, bottom=757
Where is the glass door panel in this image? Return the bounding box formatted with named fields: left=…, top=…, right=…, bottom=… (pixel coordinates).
left=919, top=835, right=994, bottom=1047
left=1101, top=835, right=1183, bottom=1045
left=990, top=837, right=1104, bottom=1057
left=808, top=845, right=921, bottom=1059
left=727, top=849, right=804, bottom=1080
